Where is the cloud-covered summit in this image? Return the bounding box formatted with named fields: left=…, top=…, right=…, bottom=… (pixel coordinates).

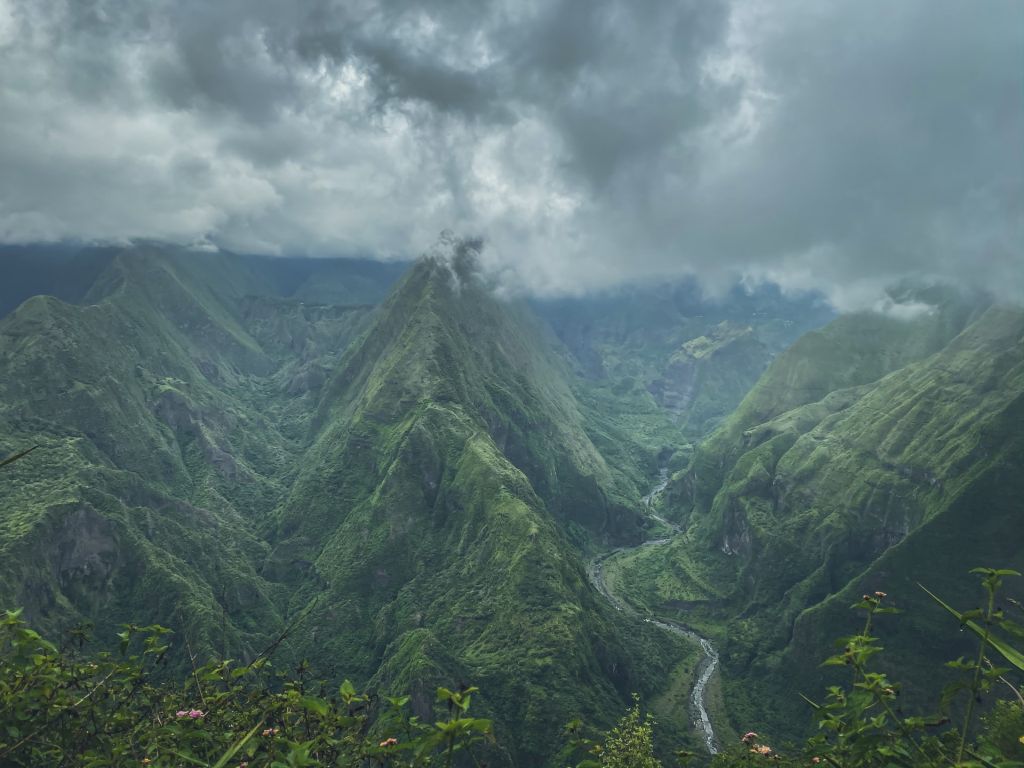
left=0, top=0, right=1020, bottom=308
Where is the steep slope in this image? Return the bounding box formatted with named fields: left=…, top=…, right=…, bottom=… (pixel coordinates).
left=0, top=245, right=382, bottom=660
left=265, top=251, right=684, bottom=764
left=609, top=302, right=1024, bottom=741
left=646, top=322, right=772, bottom=430
left=0, top=244, right=691, bottom=765
left=681, top=288, right=988, bottom=520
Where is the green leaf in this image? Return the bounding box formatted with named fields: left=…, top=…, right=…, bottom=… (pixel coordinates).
left=167, top=752, right=209, bottom=767
left=920, top=583, right=1024, bottom=672
left=971, top=568, right=1021, bottom=577
left=299, top=696, right=329, bottom=716
left=211, top=719, right=265, bottom=768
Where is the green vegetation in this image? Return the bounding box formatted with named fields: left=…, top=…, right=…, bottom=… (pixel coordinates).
left=5, top=567, right=1018, bottom=767
left=613, top=296, right=1024, bottom=745
left=563, top=695, right=662, bottom=768
left=534, top=280, right=832, bottom=445
left=566, top=567, right=1024, bottom=767
left=0, top=608, right=496, bottom=766
left=0, top=244, right=691, bottom=764
left=0, top=246, right=395, bottom=669
left=263, top=252, right=690, bottom=763
left=2, top=246, right=1020, bottom=765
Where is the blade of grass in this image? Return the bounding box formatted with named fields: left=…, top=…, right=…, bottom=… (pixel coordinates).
left=211, top=719, right=265, bottom=768
left=0, top=445, right=39, bottom=469
left=919, top=583, right=1024, bottom=672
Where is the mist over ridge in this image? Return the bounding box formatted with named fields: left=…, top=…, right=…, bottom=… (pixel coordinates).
left=0, top=0, right=1020, bottom=309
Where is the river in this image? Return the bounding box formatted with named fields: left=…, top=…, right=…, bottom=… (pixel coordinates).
left=586, top=469, right=720, bottom=755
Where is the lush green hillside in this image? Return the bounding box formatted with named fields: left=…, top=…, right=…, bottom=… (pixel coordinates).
left=0, top=246, right=387, bottom=664
left=681, top=286, right=989, bottom=519
left=0, top=244, right=409, bottom=321
left=263, top=250, right=695, bottom=763
left=608, top=301, right=1024, bottom=743
left=0, top=244, right=696, bottom=765
left=8, top=243, right=1013, bottom=763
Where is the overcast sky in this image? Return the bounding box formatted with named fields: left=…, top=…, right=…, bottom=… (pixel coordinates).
left=0, top=0, right=1020, bottom=308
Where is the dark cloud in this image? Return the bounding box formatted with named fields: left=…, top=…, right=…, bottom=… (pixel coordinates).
left=0, top=0, right=1020, bottom=307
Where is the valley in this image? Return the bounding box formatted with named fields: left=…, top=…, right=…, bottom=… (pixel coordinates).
left=1, top=3, right=1019, bottom=763
left=587, top=470, right=722, bottom=756
left=0, top=243, right=1021, bottom=765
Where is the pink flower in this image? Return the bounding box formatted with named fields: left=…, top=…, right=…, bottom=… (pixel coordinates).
left=188, top=709, right=205, bottom=719
left=176, top=710, right=189, bottom=718
left=742, top=732, right=759, bottom=743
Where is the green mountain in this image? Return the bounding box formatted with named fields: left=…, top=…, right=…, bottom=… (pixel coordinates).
left=0, top=243, right=409, bottom=321
left=0, top=246, right=386, bottom=660
left=606, top=295, right=1024, bottom=741
left=0, top=243, right=693, bottom=764
left=4, top=242, right=1018, bottom=763
left=267, top=250, right=703, bottom=763
left=0, top=244, right=119, bottom=318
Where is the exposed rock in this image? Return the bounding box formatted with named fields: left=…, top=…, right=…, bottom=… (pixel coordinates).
left=51, top=505, right=120, bottom=610
left=152, top=387, right=198, bottom=434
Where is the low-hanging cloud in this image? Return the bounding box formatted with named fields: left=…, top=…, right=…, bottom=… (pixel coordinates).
left=0, top=0, right=1020, bottom=308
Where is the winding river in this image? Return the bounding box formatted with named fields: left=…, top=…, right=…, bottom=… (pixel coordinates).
left=587, top=469, right=720, bottom=755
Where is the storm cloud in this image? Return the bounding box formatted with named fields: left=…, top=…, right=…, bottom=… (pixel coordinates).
left=0, top=0, right=1020, bottom=307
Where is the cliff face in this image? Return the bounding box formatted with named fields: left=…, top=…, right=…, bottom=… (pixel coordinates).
left=533, top=283, right=833, bottom=442
left=708, top=305, right=1022, bottom=600
left=650, top=323, right=776, bottom=438
left=609, top=299, right=1024, bottom=740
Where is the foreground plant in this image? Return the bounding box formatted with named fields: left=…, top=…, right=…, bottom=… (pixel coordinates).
left=563, top=694, right=661, bottom=768
left=0, top=610, right=493, bottom=767
left=724, top=568, right=1024, bottom=767
left=3, top=567, right=1022, bottom=766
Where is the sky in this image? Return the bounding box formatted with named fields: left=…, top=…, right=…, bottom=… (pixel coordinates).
left=0, top=0, right=1021, bottom=309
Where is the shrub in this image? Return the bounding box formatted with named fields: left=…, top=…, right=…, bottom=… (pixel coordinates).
left=0, top=611, right=493, bottom=767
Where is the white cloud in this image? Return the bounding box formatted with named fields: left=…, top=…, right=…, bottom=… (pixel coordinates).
left=0, top=0, right=1020, bottom=309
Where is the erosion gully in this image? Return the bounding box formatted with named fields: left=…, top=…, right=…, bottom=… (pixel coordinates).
left=586, top=469, right=720, bottom=755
